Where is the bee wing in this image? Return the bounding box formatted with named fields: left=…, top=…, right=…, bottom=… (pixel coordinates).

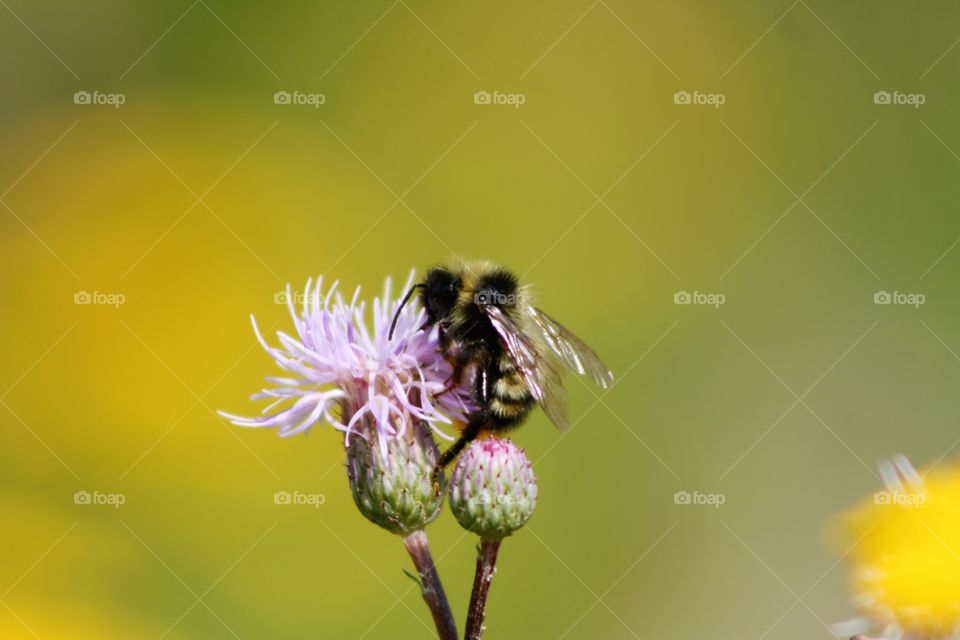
left=483, top=304, right=571, bottom=431
left=535, top=355, right=571, bottom=432
left=526, top=306, right=614, bottom=389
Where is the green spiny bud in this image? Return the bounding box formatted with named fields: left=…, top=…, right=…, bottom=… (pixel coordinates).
left=449, top=438, right=537, bottom=539
left=346, top=419, right=446, bottom=536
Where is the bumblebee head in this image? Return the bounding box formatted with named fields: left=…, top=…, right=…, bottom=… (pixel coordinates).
left=387, top=267, right=462, bottom=340
left=421, top=267, right=462, bottom=324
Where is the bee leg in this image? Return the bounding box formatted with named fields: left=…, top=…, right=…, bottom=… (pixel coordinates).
left=434, top=356, right=470, bottom=399
left=434, top=377, right=460, bottom=399
left=431, top=418, right=483, bottom=495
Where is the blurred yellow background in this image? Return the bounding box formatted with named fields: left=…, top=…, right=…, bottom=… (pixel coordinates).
left=2, top=1, right=960, bottom=638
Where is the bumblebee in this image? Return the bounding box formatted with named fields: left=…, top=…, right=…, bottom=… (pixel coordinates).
left=389, top=259, right=614, bottom=484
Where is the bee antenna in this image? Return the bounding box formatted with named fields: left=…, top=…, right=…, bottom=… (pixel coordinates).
left=388, top=283, right=422, bottom=340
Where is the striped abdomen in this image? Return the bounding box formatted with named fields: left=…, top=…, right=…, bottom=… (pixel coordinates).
left=483, top=351, right=534, bottom=430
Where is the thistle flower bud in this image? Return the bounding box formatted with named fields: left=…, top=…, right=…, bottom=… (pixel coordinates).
left=346, top=418, right=447, bottom=536
left=449, top=438, right=537, bottom=539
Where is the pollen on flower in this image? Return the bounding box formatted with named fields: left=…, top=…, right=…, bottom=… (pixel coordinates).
left=219, top=273, right=474, bottom=450
left=834, top=454, right=960, bottom=640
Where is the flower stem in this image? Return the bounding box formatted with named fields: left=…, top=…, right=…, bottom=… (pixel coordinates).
left=465, top=538, right=502, bottom=640
left=403, top=529, right=458, bottom=640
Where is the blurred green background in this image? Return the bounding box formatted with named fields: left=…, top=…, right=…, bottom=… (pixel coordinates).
left=2, top=1, right=960, bottom=638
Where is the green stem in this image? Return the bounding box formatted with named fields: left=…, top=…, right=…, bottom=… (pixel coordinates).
left=403, top=529, right=458, bottom=640
left=464, top=538, right=502, bottom=640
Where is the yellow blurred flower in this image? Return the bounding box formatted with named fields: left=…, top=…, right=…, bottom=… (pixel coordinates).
left=838, top=455, right=960, bottom=639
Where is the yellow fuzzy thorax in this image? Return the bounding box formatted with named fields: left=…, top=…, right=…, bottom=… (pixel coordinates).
left=838, top=461, right=960, bottom=638
left=444, top=257, right=496, bottom=286
left=440, top=258, right=532, bottom=323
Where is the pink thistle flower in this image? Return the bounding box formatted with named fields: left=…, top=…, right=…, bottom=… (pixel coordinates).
left=219, top=272, right=473, bottom=453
